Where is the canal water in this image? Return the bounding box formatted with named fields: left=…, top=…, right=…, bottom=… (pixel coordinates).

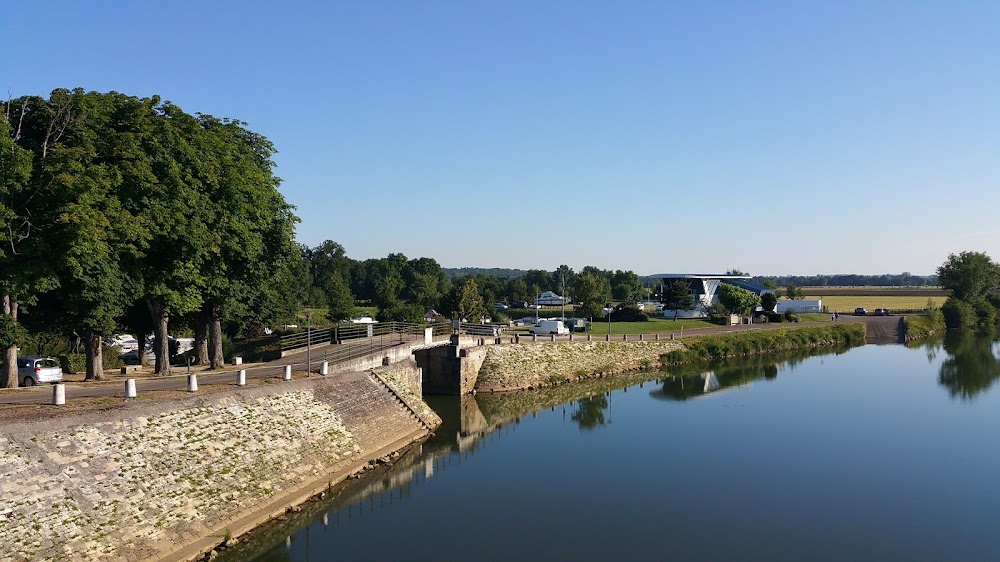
left=228, top=332, right=1000, bottom=561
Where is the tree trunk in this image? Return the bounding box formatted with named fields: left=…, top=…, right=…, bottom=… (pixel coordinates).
left=193, top=308, right=210, bottom=366
left=138, top=331, right=150, bottom=367
left=84, top=331, right=103, bottom=381
left=209, top=304, right=225, bottom=370
left=145, top=297, right=171, bottom=375
left=3, top=293, right=19, bottom=388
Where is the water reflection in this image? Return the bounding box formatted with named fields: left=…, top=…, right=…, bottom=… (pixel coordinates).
left=570, top=394, right=609, bottom=430
left=652, top=346, right=852, bottom=401
left=937, top=329, right=1000, bottom=400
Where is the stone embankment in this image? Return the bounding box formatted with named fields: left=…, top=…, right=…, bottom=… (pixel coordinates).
left=0, top=363, right=437, bottom=562
left=475, top=339, right=684, bottom=392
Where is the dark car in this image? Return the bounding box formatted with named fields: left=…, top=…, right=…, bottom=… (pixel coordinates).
left=855, top=307, right=868, bottom=315
left=873, top=308, right=889, bottom=316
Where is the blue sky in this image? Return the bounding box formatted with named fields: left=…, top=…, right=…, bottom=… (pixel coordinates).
left=3, top=1, right=998, bottom=276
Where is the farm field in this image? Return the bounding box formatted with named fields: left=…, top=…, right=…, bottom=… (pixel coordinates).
left=813, top=295, right=945, bottom=313
left=799, top=286, right=947, bottom=297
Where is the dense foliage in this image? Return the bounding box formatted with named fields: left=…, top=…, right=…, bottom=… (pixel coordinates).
left=1, top=88, right=297, bottom=382
left=936, top=251, right=1000, bottom=331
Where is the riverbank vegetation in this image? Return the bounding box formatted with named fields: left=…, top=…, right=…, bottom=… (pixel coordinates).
left=936, top=251, right=1000, bottom=331
left=661, top=324, right=866, bottom=363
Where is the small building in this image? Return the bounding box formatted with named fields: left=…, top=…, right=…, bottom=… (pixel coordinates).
left=776, top=299, right=822, bottom=313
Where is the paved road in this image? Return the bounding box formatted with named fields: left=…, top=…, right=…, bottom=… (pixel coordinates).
left=0, top=316, right=899, bottom=406
left=0, top=335, right=417, bottom=406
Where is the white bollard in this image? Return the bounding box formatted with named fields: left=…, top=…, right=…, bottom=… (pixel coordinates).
left=125, top=379, right=137, bottom=399
left=237, top=369, right=246, bottom=386
left=187, top=374, right=198, bottom=392
left=655, top=333, right=660, bottom=341
left=52, top=383, right=66, bottom=406
left=283, top=365, right=292, bottom=380
left=320, top=361, right=329, bottom=375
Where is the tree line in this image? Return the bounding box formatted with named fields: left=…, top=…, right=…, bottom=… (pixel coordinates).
left=1, top=89, right=298, bottom=384
left=292, top=243, right=654, bottom=323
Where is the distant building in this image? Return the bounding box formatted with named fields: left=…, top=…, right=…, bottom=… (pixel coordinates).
left=656, top=274, right=774, bottom=318
left=535, top=291, right=571, bottom=306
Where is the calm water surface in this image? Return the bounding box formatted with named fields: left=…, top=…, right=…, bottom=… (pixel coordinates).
left=232, top=333, right=1000, bottom=561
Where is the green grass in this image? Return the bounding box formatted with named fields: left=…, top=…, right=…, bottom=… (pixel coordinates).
left=579, top=317, right=717, bottom=336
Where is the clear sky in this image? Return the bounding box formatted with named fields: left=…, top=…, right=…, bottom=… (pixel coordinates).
left=3, top=1, right=998, bottom=276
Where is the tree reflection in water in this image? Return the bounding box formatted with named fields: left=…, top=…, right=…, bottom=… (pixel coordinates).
left=652, top=345, right=854, bottom=401
left=571, top=394, right=609, bottom=430
left=938, top=329, right=1000, bottom=400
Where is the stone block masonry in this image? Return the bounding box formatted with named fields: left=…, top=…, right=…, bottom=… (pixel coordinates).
left=475, top=339, right=685, bottom=392
left=0, top=373, right=436, bottom=562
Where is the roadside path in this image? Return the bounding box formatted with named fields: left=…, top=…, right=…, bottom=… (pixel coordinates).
left=0, top=316, right=897, bottom=406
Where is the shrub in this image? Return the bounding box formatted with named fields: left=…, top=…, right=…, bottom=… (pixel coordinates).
left=58, top=354, right=86, bottom=374
left=942, top=297, right=977, bottom=330
left=968, top=297, right=998, bottom=329
left=784, top=311, right=799, bottom=323
left=709, top=315, right=730, bottom=326
left=59, top=346, right=124, bottom=374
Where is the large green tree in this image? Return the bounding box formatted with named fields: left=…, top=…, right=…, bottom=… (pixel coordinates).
left=448, top=279, right=488, bottom=323
left=573, top=272, right=611, bottom=319
left=191, top=115, right=297, bottom=368
left=663, top=280, right=694, bottom=321
left=937, top=251, right=999, bottom=302
left=717, top=283, right=761, bottom=317
left=1, top=92, right=74, bottom=386
left=611, top=270, right=644, bottom=302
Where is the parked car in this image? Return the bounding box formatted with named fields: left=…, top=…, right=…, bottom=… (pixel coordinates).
left=873, top=308, right=889, bottom=316
left=855, top=307, right=868, bottom=315
left=16, top=356, right=63, bottom=386
left=494, top=302, right=509, bottom=310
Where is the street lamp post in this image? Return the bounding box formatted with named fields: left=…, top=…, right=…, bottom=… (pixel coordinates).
left=306, top=311, right=313, bottom=378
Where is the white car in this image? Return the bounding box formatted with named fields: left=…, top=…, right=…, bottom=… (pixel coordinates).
left=17, top=357, right=63, bottom=386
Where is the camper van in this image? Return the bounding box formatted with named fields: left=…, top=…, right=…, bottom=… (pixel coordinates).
left=530, top=319, right=569, bottom=335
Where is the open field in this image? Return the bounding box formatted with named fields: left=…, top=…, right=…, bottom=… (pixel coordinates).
left=799, top=286, right=948, bottom=297
left=815, top=295, right=945, bottom=312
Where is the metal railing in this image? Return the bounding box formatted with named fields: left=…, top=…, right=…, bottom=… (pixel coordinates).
left=280, top=321, right=453, bottom=353
left=279, top=328, right=332, bottom=352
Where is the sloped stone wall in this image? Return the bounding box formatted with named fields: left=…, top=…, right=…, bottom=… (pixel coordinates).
left=0, top=375, right=435, bottom=562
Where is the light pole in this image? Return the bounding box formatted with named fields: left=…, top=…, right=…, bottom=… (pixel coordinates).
left=306, top=310, right=313, bottom=378
left=608, top=307, right=612, bottom=336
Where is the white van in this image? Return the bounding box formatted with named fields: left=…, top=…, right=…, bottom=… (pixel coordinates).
left=530, top=320, right=569, bottom=335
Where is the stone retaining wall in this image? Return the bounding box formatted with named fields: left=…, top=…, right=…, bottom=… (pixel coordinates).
left=0, top=374, right=435, bottom=562
left=475, top=340, right=684, bottom=392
